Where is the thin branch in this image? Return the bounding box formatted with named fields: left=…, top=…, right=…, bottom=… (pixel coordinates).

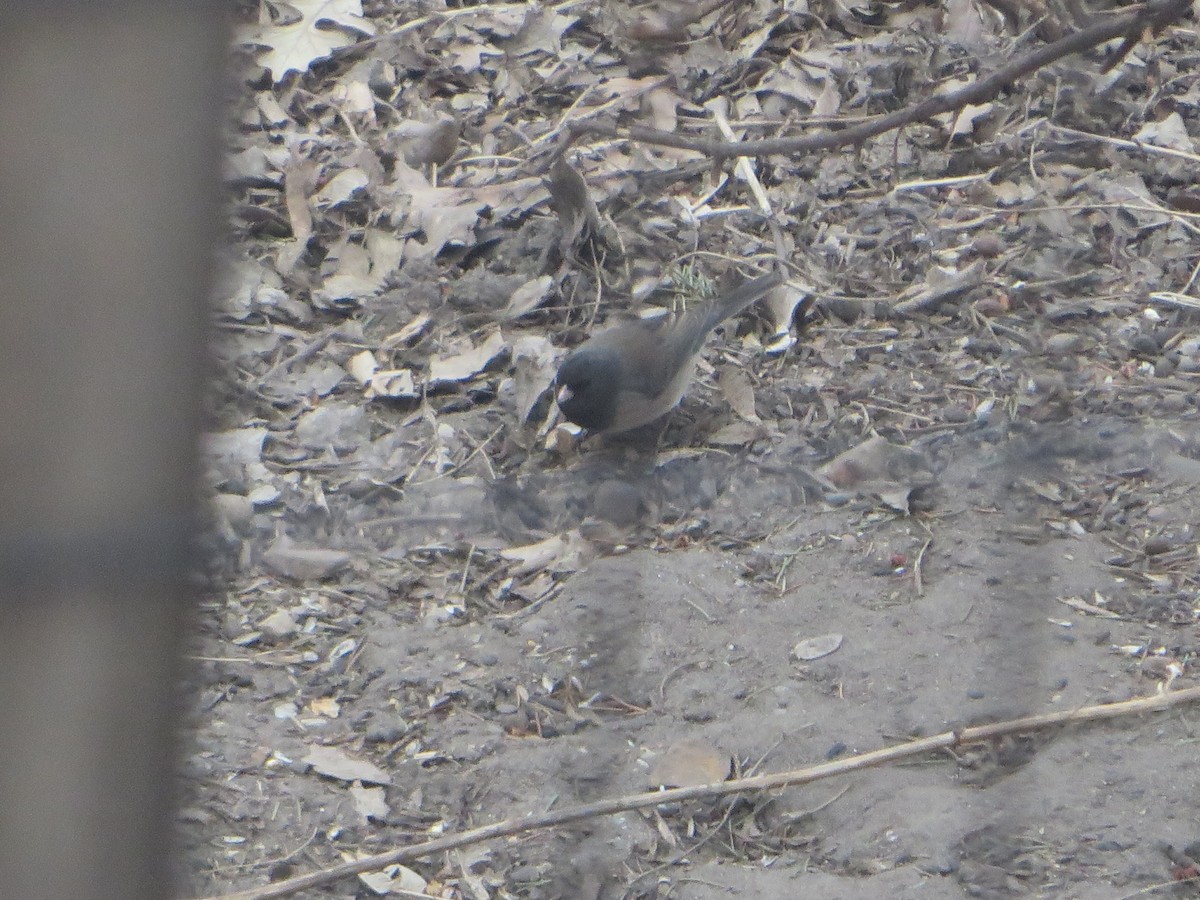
left=195, top=684, right=1200, bottom=900
left=568, top=0, right=1191, bottom=158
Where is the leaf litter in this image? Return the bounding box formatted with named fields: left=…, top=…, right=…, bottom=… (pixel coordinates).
left=189, top=2, right=1200, bottom=897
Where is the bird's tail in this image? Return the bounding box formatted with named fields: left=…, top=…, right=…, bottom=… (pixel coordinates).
left=694, top=269, right=785, bottom=348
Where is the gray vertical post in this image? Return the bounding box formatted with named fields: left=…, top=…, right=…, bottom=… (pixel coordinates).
left=0, top=4, right=224, bottom=897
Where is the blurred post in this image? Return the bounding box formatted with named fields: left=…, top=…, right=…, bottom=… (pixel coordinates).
left=0, top=3, right=224, bottom=898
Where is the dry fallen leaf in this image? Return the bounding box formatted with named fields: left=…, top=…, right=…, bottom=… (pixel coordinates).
left=349, top=783, right=389, bottom=823
left=500, top=531, right=591, bottom=576
left=648, top=740, right=731, bottom=789
left=500, top=534, right=567, bottom=577
left=792, top=632, right=843, bottom=661
left=303, top=745, right=391, bottom=785
left=387, top=176, right=488, bottom=261
left=349, top=350, right=419, bottom=400
left=706, top=420, right=768, bottom=447
left=262, top=535, right=352, bottom=581
left=1134, top=112, right=1195, bottom=153
left=762, top=280, right=808, bottom=348
left=308, top=697, right=341, bottom=718
left=244, top=0, right=376, bottom=83
left=718, top=365, right=760, bottom=423
left=313, top=167, right=369, bottom=206
left=258, top=609, right=298, bottom=641
left=428, top=330, right=507, bottom=384
left=503, top=275, right=555, bottom=319
left=382, top=312, right=433, bottom=348
left=510, top=334, right=559, bottom=423
left=357, top=862, right=426, bottom=896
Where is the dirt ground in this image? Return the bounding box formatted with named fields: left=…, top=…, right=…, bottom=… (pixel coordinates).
left=185, top=3, right=1200, bottom=898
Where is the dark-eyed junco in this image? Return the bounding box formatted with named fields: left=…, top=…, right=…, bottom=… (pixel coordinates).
left=555, top=270, right=784, bottom=433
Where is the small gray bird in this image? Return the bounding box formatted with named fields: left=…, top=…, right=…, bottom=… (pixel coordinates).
left=555, top=271, right=783, bottom=433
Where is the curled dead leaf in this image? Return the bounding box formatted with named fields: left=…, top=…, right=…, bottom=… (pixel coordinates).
left=428, top=330, right=507, bottom=384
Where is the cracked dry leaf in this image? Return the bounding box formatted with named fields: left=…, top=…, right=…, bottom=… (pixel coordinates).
left=224, top=146, right=276, bottom=185
left=303, top=745, right=390, bottom=785
left=500, top=534, right=566, bottom=577
left=348, top=349, right=380, bottom=383
left=253, top=92, right=290, bottom=128
left=308, top=697, right=340, bottom=718
left=317, top=273, right=380, bottom=305
left=313, top=167, right=369, bottom=206
left=950, top=102, right=993, bottom=139
left=349, top=783, right=389, bottom=823
left=762, top=278, right=807, bottom=352
left=718, top=366, right=760, bottom=423
left=382, top=313, right=432, bottom=348
left=265, top=358, right=347, bottom=401
left=206, top=427, right=268, bottom=467
left=365, top=229, right=405, bottom=284
left=500, top=531, right=589, bottom=577
left=1134, top=112, right=1195, bottom=152
left=259, top=609, right=298, bottom=641
left=503, top=275, right=555, bottom=319
left=357, top=862, right=426, bottom=896
left=329, top=76, right=376, bottom=122
left=366, top=369, right=417, bottom=399
left=244, top=0, right=376, bottom=83
left=216, top=257, right=284, bottom=319
left=759, top=57, right=831, bottom=109
left=511, top=334, right=558, bottom=423
left=393, top=178, right=487, bottom=261
left=348, top=350, right=418, bottom=399
left=428, top=330, right=507, bottom=384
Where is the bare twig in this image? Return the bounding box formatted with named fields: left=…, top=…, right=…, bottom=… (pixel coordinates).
left=912, top=537, right=932, bottom=596
left=196, top=684, right=1200, bottom=900
left=891, top=261, right=988, bottom=317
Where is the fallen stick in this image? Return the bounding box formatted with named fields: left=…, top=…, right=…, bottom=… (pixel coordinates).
left=195, top=683, right=1200, bottom=900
